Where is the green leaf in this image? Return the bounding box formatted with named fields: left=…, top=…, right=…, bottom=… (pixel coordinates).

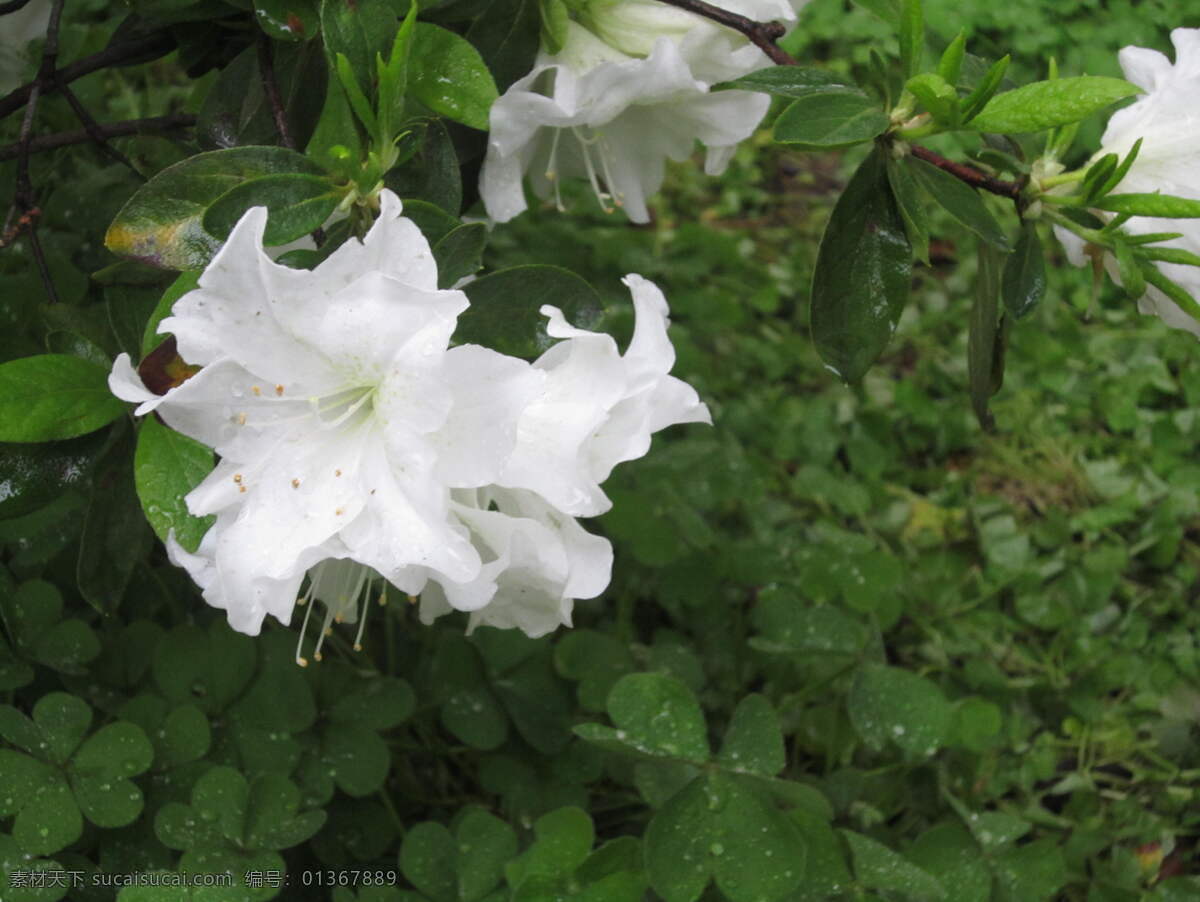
left=106, top=147, right=328, bottom=270
left=1095, top=193, right=1200, bottom=218
left=907, top=824, right=990, bottom=902
left=70, top=722, right=154, bottom=828
left=142, top=272, right=200, bottom=356
left=1099, top=136, right=1142, bottom=197
left=410, top=23, right=499, bottom=131
left=458, top=265, right=602, bottom=360
left=1141, top=264, right=1200, bottom=324
left=0, top=355, right=125, bottom=442
left=253, top=0, right=319, bottom=40
left=850, top=0, right=899, bottom=26
left=1114, top=240, right=1145, bottom=300
left=606, top=672, right=709, bottom=763
left=434, top=223, right=488, bottom=288
left=1001, top=220, right=1047, bottom=318
left=992, top=839, right=1067, bottom=902
left=967, top=241, right=1005, bottom=430
left=716, top=694, right=785, bottom=777
left=885, top=153, right=930, bottom=264
left=465, top=0, right=540, bottom=92
left=907, top=157, right=1010, bottom=249
left=321, top=723, right=390, bottom=796
left=810, top=147, right=912, bottom=382
left=78, top=424, right=152, bottom=612
left=750, top=590, right=867, bottom=655
left=335, top=50, right=379, bottom=134
left=554, top=629, right=636, bottom=712
left=159, top=705, right=212, bottom=767
left=1080, top=152, right=1118, bottom=205
left=307, top=65, right=364, bottom=178
left=385, top=119, right=462, bottom=215
left=0, top=581, right=100, bottom=675
left=401, top=822, right=457, bottom=901
left=937, top=30, right=966, bottom=85
left=847, top=663, right=952, bottom=757
left=899, top=0, right=922, bottom=79
left=0, top=433, right=105, bottom=520
left=202, top=172, right=342, bottom=245
left=773, top=90, right=890, bottom=148
left=153, top=622, right=257, bottom=715
left=716, top=66, right=853, bottom=98
left=969, top=76, right=1140, bottom=133
left=508, top=807, right=594, bottom=887
left=644, top=774, right=806, bottom=902
left=539, top=0, right=569, bottom=55
left=318, top=0, right=399, bottom=103
left=843, top=829, right=947, bottom=900
left=959, top=55, right=1010, bottom=123
left=905, top=72, right=958, bottom=126
left=134, top=416, right=215, bottom=553
left=458, top=810, right=518, bottom=902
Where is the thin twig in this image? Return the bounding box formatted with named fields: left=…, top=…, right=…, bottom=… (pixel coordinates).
left=654, top=0, right=796, bottom=65
left=0, top=113, right=196, bottom=160
left=56, top=81, right=145, bottom=177
left=909, top=144, right=1023, bottom=200
left=11, top=0, right=66, bottom=304
left=256, top=33, right=294, bottom=149
left=0, top=29, right=175, bottom=121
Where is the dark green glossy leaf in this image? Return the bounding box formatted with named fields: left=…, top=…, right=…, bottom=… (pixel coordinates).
left=434, top=223, right=488, bottom=288
left=134, top=416, right=215, bottom=553
left=1001, top=221, right=1046, bottom=319
left=908, top=156, right=1010, bottom=249
left=1095, top=193, right=1200, bottom=219
left=202, top=172, right=342, bottom=244
left=716, top=65, right=853, bottom=98
left=967, top=241, right=1006, bottom=430
left=843, top=830, right=947, bottom=900
left=78, top=424, right=151, bottom=613
left=253, top=0, right=318, bottom=40
left=465, top=0, right=540, bottom=92
left=0, top=355, right=125, bottom=442
left=106, top=147, right=327, bottom=270
left=969, top=76, right=1140, bottom=133
left=197, top=40, right=327, bottom=150
left=848, top=663, right=952, bottom=756
left=810, top=147, right=912, bottom=382
left=386, top=118, right=462, bottom=215
left=774, top=90, right=889, bottom=148
left=0, top=433, right=106, bottom=519
left=458, top=265, right=602, bottom=360
left=409, top=23, right=498, bottom=130
left=886, top=153, right=930, bottom=264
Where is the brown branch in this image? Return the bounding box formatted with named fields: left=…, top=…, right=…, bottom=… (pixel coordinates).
left=909, top=144, right=1023, bottom=200
left=57, top=81, right=146, bottom=178
left=0, top=29, right=176, bottom=121
left=654, top=0, right=796, bottom=65
left=0, top=113, right=196, bottom=160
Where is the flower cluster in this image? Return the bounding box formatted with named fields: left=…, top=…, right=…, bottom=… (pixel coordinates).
left=1054, top=28, right=1200, bottom=338
left=479, top=0, right=802, bottom=223
left=109, top=192, right=709, bottom=650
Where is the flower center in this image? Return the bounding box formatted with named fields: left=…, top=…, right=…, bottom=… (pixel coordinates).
left=544, top=126, right=625, bottom=214
left=293, top=558, right=387, bottom=666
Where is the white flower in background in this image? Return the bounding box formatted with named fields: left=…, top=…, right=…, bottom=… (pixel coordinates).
left=580, top=0, right=798, bottom=83
left=497, top=274, right=711, bottom=516
left=1053, top=28, right=1200, bottom=338
left=109, top=191, right=543, bottom=641
left=479, top=19, right=776, bottom=223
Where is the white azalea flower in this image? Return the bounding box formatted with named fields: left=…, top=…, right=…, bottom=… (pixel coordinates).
left=1052, top=28, right=1200, bottom=338
left=479, top=21, right=772, bottom=223
left=110, top=191, right=543, bottom=639
left=418, top=487, right=614, bottom=638
left=497, top=274, right=711, bottom=516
